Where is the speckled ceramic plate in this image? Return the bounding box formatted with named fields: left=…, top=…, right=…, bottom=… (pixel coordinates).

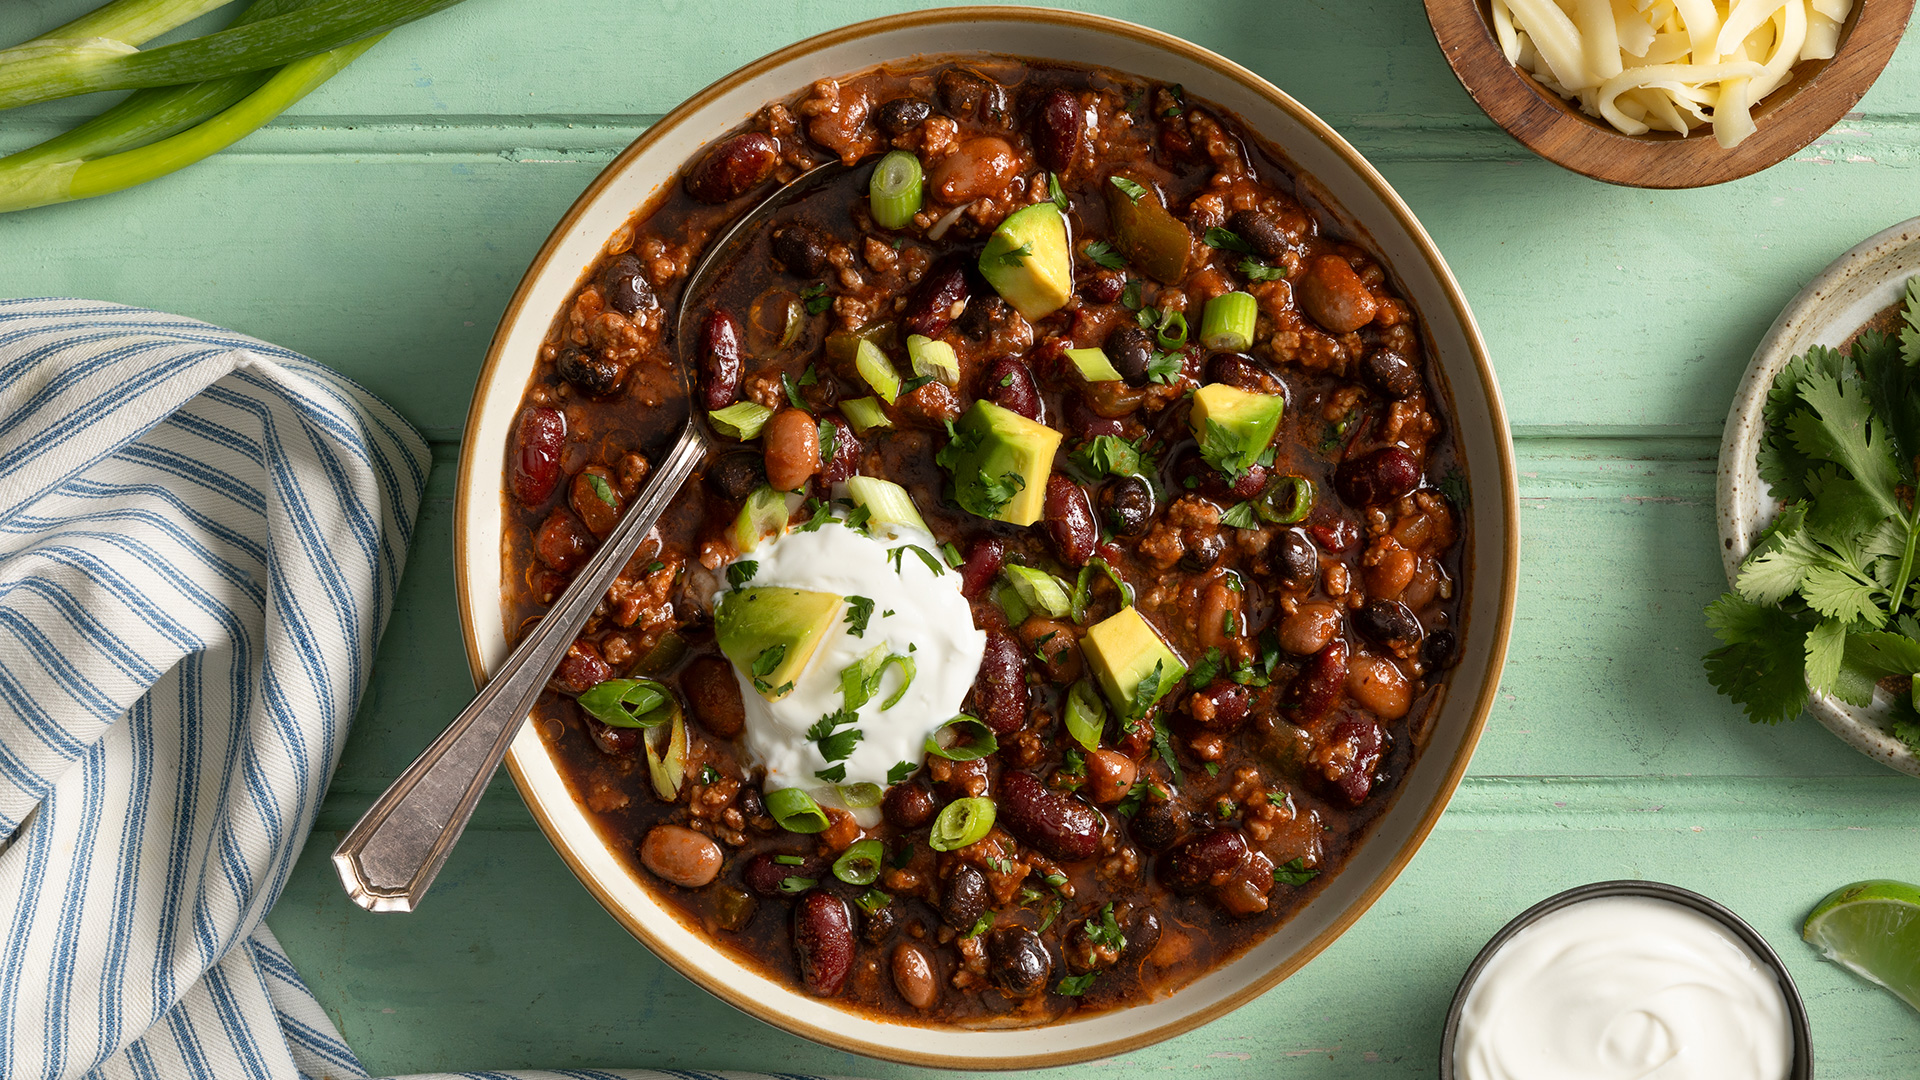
left=1717, top=215, right=1920, bottom=777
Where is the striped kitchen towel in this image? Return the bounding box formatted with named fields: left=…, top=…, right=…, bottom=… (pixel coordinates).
left=0, top=299, right=428, bottom=1080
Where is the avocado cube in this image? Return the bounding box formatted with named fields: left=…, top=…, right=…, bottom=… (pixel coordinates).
left=713, top=586, right=843, bottom=701
left=1064, top=347, right=1123, bottom=383
left=1189, top=383, right=1284, bottom=479
left=978, top=202, right=1072, bottom=320
left=1083, top=606, right=1187, bottom=717
left=935, top=400, right=1063, bottom=526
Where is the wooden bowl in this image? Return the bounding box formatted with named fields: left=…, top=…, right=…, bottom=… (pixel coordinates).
left=1424, top=0, right=1914, bottom=188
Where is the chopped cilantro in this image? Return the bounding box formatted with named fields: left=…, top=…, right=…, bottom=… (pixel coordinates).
left=1237, top=257, right=1287, bottom=281
left=1048, top=171, right=1068, bottom=211
left=1203, top=226, right=1253, bottom=253
left=815, top=764, right=847, bottom=783
left=726, top=561, right=758, bottom=588
left=584, top=473, right=617, bottom=506
left=817, top=418, right=837, bottom=462
left=1056, top=973, right=1097, bottom=996
left=801, top=282, right=832, bottom=314
left=843, top=595, right=875, bottom=638
left=1109, top=175, right=1148, bottom=203
left=997, top=241, right=1034, bottom=267
left=887, top=760, right=917, bottom=785
left=1273, top=857, right=1320, bottom=886
left=1220, top=501, right=1259, bottom=529
left=1083, top=240, right=1127, bottom=270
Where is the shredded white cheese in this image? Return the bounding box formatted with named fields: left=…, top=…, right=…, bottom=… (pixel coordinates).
left=1490, top=0, right=1853, bottom=147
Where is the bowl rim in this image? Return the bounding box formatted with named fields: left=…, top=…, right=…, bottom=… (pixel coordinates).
left=1716, top=214, right=1920, bottom=776
left=454, top=4, right=1521, bottom=1065
left=1436, top=880, right=1813, bottom=1079
left=1422, top=0, right=1914, bottom=189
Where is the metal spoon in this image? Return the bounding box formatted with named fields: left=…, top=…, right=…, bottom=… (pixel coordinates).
left=333, top=161, right=851, bottom=912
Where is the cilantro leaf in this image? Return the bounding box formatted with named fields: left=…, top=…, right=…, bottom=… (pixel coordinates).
left=1273, top=857, right=1319, bottom=886
left=1056, top=973, right=1097, bottom=996
left=783, top=372, right=809, bottom=411
left=584, top=473, right=617, bottom=506
left=1146, top=349, right=1184, bottom=385
left=887, top=760, right=917, bottom=785
left=1048, top=172, right=1068, bottom=211
left=801, top=282, right=832, bottom=315
left=844, top=595, right=875, bottom=637
left=1202, top=227, right=1252, bottom=253
left=726, top=561, right=758, bottom=589
left=815, top=765, right=847, bottom=784
left=1804, top=617, right=1848, bottom=696
left=1237, top=257, right=1286, bottom=281
left=1784, top=367, right=1903, bottom=519
left=1083, top=240, right=1126, bottom=270
left=1188, top=646, right=1225, bottom=689
left=1702, top=593, right=1814, bottom=724
left=1069, top=434, right=1150, bottom=479
left=817, top=418, right=837, bottom=463
left=1220, top=502, right=1259, bottom=529
left=998, top=241, right=1034, bottom=267
left=1109, top=175, right=1148, bottom=203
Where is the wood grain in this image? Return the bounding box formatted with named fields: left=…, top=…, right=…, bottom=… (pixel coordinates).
left=1424, top=0, right=1915, bottom=187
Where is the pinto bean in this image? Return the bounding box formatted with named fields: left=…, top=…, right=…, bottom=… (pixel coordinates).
left=762, top=408, right=821, bottom=492
left=569, top=466, right=622, bottom=535
left=1000, top=770, right=1102, bottom=861
left=876, top=97, right=932, bottom=135
left=1033, top=88, right=1081, bottom=173
left=974, top=629, right=1029, bottom=734
left=1044, top=475, right=1098, bottom=567
left=1347, top=652, right=1412, bottom=719
left=1197, top=580, right=1243, bottom=652
left=534, top=510, right=592, bottom=573
left=685, top=132, right=779, bottom=203
left=1279, top=602, right=1341, bottom=656
left=1300, top=254, right=1379, bottom=333
left=683, top=655, right=745, bottom=738
left=985, top=356, right=1041, bottom=420
left=793, top=890, right=855, bottom=997
left=817, top=414, right=862, bottom=484
left=989, top=926, right=1052, bottom=997
left=1335, top=447, right=1420, bottom=506
left=931, top=136, right=1018, bottom=203
left=511, top=406, right=566, bottom=506
left=1162, top=829, right=1249, bottom=894
left=705, top=450, right=766, bottom=502
left=639, top=824, right=722, bottom=888
left=1187, top=682, right=1250, bottom=730
left=943, top=863, right=990, bottom=930
left=1084, top=749, right=1138, bottom=805
left=699, top=310, right=743, bottom=410
left=902, top=257, right=971, bottom=338
left=882, top=782, right=937, bottom=829
left=601, top=253, right=656, bottom=315
left=892, top=942, right=940, bottom=1010
left=556, top=347, right=624, bottom=398
left=959, top=536, right=1005, bottom=599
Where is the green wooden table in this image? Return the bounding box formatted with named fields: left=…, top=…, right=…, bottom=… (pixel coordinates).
left=5, top=1, right=1919, bottom=1074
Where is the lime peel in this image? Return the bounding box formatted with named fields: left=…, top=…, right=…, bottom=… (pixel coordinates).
left=1802, top=878, right=1920, bottom=1013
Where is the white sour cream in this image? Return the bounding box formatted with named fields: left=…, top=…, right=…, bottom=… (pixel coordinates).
left=717, top=518, right=986, bottom=803
left=1454, top=896, right=1793, bottom=1080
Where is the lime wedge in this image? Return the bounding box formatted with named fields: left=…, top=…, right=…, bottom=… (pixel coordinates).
left=1803, top=879, right=1920, bottom=1012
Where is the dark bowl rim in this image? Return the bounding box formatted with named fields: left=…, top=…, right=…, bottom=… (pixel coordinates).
left=1437, top=879, right=1812, bottom=1080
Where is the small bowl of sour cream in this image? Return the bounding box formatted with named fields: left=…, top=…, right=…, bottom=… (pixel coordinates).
left=1441, top=880, right=1812, bottom=1080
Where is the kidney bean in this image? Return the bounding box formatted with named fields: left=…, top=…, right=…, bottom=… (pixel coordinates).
left=1270, top=528, right=1319, bottom=588
left=942, top=863, right=990, bottom=930
left=1063, top=393, right=1127, bottom=439
left=1208, top=353, right=1286, bottom=399
left=685, top=132, right=779, bottom=203
left=770, top=221, right=832, bottom=278
left=1335, top=446, right=1420, bottom=506
left=1278, top=602, right=1342, bottom=656
left=743, top=851, right=811, bottom=896
left=1162, top=829, right=1249, bottom=894
left=989, top=926, right=1052, bottom=997
left=556, top=347, right=624, bottom=398
left=511, top=406, right=566, bottom=506
left=891, top=942, right=939, bottom=1009
left=974, top=629, right=1029, bottom=734
left=1100, top=476, right=1154, bottom=537
left=876, top=97, right=932, bottom=134
left=1362, top=348, right=1422, bottom=399
left=762, top=408, right=821, bottom=492
left=556, top=639, right=610, bottom=694
left=1423, top=629, right=1459, bottom=671
left=1079, top=270, right=1125, bottom=305
left=1000, top=770, right=1102, bottom=862
left=569, top=466, right=623, bottom=535
left=1129, top=800, right=1189, bottom=851
left=1228, top=209, right=1291, bottom=260
left=683, top=655, right=745, bottom=738
left=705, top=450, right=766, bottom=502
left=1105, top=324, right=1155, bottom=386
left=639, top=824, right=722, bottom=888
left=932, top=136, right=1018, bottom=203
left=534, top=510, right=592, bottom=573
left=699, top=309, right=744, bottom=411
left=984, top=357, right=1041, bottom=421
left=1316, top=717, right=1385, bottom=806
left=817, top=414, right=862, bottom=484
left=793, top=890, right=855, bottom=997
left=585, top=716, right=641, bottom=757
left=601, top=253, right=656, bottom=315
left=959, top=536, right=1005, bottom=599
left=882, top=782, right=937, bottom=829
left=1044, top=475, right=1097, bottom=567
left=1353, top=599, right=1422, bottom=656
left=1300, top=254, right=1379, bottom=333
left=1033, top=88, right=1081, bottom=173
left=1187, top=682, right=1250, bottom=730
left=903, top=257, right=971, bottom=338
left=1293, top=639, right=1349, bottom=725
left=1309, top=516, right=1360, bottom=553
left=1083, top=749, right=1138, bottom=805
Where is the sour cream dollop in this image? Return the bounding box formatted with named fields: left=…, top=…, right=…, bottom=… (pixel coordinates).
left=1454, top=896, right=1792, bottom=1080
left=716, top=518, right=987, bottom=801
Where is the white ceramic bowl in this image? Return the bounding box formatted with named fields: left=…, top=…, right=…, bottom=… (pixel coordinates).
left=455, top=7, right=1519, bottom=1066
left=1718, top=215, right=1920, bottom=777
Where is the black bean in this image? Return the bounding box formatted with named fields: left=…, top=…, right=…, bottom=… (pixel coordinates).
left=1422, top=629, right=1458, bottom=671
left=1361, top=348, right=1423, bottom=399
left=771, top=221, right=832, bottom=279
left=1100, top=476, right=1154, bottom=537
left=955, top=294, right=1009, bottom=341
left=1353, top=599, right=1422, bottom=654
left=1180, top=530, right=1226, bottom=572
left=1128, top=800, right=1188, bottom=851
left=988, top=926, right=1051, bottom=997
left=1227, top=209, right=1289, bottom=261
left=882, top=782, right=937, bottom=829
left=862, top=902, right=898, bottom=945
left=601, top=254, right=656, bottom=315
left=556, top=347, right=623, bottom=398
left=1271, top=528, right=1319, bottom=589
left=1106, top=324, right=1155, bottom=386
left=705, top=451, right=766, bottom=502
left=875, top=97, right=932, bottom=135
left=942, top=863, right=990, bottom=930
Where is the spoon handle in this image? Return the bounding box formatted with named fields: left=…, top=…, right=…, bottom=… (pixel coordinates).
left=332, top=423, right=705, bottom=912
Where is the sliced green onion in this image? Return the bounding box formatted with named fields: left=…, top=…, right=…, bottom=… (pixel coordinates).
left=1064, top=347, right=1123, bottom=383
left=708, top=401, right=772, bottom=440
left=854, top=339, right=903, bottom=404
left=841, top=396, right=892, bottom=434
left=1200, top=292, right=1258, bottom=352
left=929, top=797, right=996, bottom=852
left=1070, top=556, right=1134, bottom=624
left=1064, top=681, right=1107, bottom=752
left=576, top=678, right=676, bottom=729
left=1004, top=564, right=1072, bottom=618
left=841, top=644, right=890, bottom=710
left=832, top=839, right=886, bottom=885
left=869, top=150, right=924, bottom=230
left=1256, top=475, right=1313, bottom=524
left=766, top=788, right=831, bottom=833
left=992, top=579, right=1032, bottom=626
left=875, top=654, right=916, bottom=710
left=845, top=475, right=931, bottom=535
left=731, top=485, right=790, bottom=553
left=826, top=319, right=897, bottom=364
left=779, top=875, right=818, bottom=894
left=907, top=334, right=961, bottom=386
left=925, top=716, right=999, bottom=762
left=774, top=853, right=806, bottom=865
left=1156, top=310, right=1188, bottom=350
left=856, top=888, right=892, bottom=915
left=837, top=782, right=884, bottom=809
